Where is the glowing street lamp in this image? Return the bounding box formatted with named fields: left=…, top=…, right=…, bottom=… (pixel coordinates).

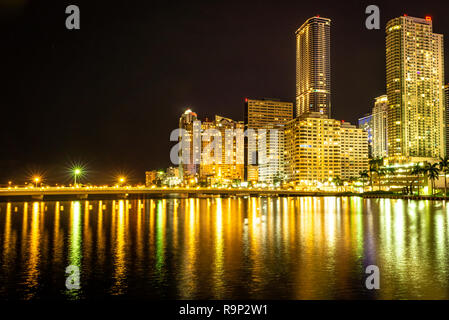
left=33, top=176, right=41, bottom=188
left=118, top=176, right=126, bottom=186
left=73, top=168, right=82, bottom=186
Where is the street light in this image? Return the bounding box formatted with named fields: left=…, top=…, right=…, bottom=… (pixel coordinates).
left=33, top=176, right=40, bottom=188
left=73, top=168, right=82, bottom=186
left=118, top=176, right=126, bottom=186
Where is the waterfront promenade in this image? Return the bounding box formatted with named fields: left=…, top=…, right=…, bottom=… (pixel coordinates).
left=0, top=186, right=341, bottom=201
left=2, top=186, right=449, bottom=201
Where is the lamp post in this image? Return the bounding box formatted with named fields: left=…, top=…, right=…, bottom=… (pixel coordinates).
left=34, top=177, right=40, bottom=188
left=73, top=168, right=81, bottom=186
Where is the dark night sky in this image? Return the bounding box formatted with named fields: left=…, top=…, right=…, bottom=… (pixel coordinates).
left=1, top=0, right=448, bottom=184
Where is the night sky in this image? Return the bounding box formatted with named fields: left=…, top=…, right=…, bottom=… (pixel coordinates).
left=1, top=0, right=448, bottom=185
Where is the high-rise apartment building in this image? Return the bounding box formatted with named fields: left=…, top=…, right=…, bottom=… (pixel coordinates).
left=199, top=115, right=244, bottom=185
left=295, top=16, right=331, bottom=117
left=285, top=113, right=368, bottom=185
left=386, top=16, right=445, bottom=160
left=179, top=109, right=201, bottom=179
left=244, top=98, right=294, bottom=184
left=372, top=95, right=389, bottom=158
left=445, top=84, right=449, bottom=157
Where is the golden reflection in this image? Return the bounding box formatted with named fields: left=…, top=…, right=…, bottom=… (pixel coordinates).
left=179, top=198, right=197, bottom=298
left=66, top=201, right=82, bottom=298
left=1, top=197, right=449, bottom=300
left=2, top=203, right=14, bottom=276
left=53, top=202, right=63, bottom=271
left=111, top=200, right=127, bottom=294
left=213, top=198, right=224, bottom=298
left=155, top=200, right=167, bottom=274
left=97, top=200, right=105, bottom=269
left=24, top=202, right=41, bottom=299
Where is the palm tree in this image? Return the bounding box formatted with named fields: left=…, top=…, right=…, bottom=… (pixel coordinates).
left=425, top=163, right=440, bottom=195
left=368, top=158, right=381, bottom=191
left=333, top=176, right=343, bottom=192
left=438, top=156, right=449, bottom=196
left=359, top=170, right=369, bottom=192
left=411, top=163, right=423, bottom=195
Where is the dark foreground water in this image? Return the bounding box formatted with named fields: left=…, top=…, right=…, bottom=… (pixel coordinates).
left=0, top=197, right=448, bottom=300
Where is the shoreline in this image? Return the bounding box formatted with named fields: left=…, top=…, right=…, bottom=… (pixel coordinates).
left=0, top=187, right=448, bottom=202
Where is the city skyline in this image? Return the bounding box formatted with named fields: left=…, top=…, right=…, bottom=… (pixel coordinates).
left=2, top=1, right=449, bottom=184
left=4, top=2, right=449, bottom=305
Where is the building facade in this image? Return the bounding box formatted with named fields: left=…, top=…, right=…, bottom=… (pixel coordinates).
left=358, top=114, right=373, bottom=158
left=145, top=171, right=157, bottom=187
left=199, top=115, right=244, bottom=186
left=386, top=16, right=445, bottom=161
left=285, top=113, right=341, bottom=185
left=244, top=98, right=294, bottom=184
left=285, top=113, right=368, bottom=186
left=445, top=84, right=449, bottom=157
left=340, top=122, right=369, bottom=180
left=295, top=16, right=331, bottom=117
left=178, top=109, right=201, bottom=180
left=372, top=95, right=389, bottom=158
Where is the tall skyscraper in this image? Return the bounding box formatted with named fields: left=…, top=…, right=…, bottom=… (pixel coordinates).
left=445, top=84, right=449, bottom=157
left=372, top=95, right=389, bottom=158
left=244, top=98, right=294, bottom=183
left=179, top=109, right=201, bottom=179
left=386, top=16, right=445, bottom=160
left=295, top=16, right=331, bottom=117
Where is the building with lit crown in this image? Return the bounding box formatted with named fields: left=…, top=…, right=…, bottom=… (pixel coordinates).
left=372, top=95, right=389, bottom=158
left=296, top=16, right=331, bottom=117
left=386, top=15, right=445, bottom=161
left=179, top=109, right=201, bottom=180
left=445, top=84, right=449, bottom=157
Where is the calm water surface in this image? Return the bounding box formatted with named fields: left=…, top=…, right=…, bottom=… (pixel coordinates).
left=0, top=197, right=448, bottom=300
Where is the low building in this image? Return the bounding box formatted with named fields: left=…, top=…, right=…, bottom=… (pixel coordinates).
left=340, top=121, right=369, bottom=180
left=199, top=115, right=245, bottom=186
left=285, top=113, right=341, bottom=185
left=285, top=112, right=368, bottom=187
left=145, top=171, right=157, bottom=187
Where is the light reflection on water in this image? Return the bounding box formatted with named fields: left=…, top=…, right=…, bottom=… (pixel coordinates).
left=0, top=197, right=448, bottom=300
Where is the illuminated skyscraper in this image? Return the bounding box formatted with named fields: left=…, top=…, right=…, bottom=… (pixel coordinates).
left=386, top=16, right=445, bottom=160
left=445, top=84, right=449, bottom=157
left=179, top=109, right=200, bottom=179
left=372, top=95, right=389, bottom=158
left=295, top=16, right=331, bottom=117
